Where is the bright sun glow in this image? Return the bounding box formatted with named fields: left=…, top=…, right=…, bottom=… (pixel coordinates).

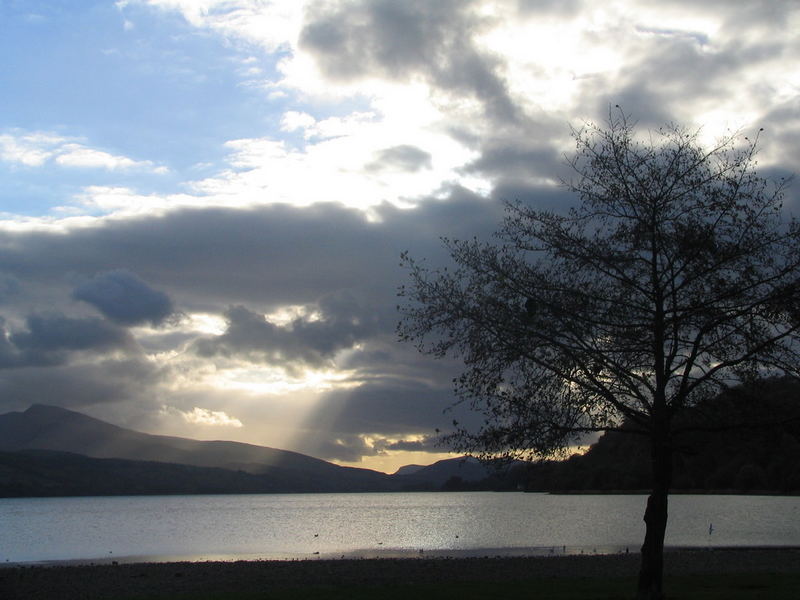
left=187, top=313, right=229, bottom=335
left=338, top=449, right=459, bottom=475
left=207, top=366, right=361, bottom=395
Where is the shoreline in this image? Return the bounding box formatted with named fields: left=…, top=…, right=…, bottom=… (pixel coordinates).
left=6, top=543, right=800, bottom=569
left=2, top=548, right=799, bottom=600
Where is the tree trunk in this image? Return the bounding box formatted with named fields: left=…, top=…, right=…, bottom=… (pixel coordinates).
left=636, top=423, right=672, bottom=599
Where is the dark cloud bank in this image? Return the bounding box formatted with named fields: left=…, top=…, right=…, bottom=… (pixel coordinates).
left=0, top=191, right=522, bottom=461
left=73, top=270, right=177, bottom=326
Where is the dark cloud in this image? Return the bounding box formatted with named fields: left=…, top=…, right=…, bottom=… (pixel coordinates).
left=0, top=192, right=526, bottom=458
left=308, top=434, right=382, bottom=463
left=304, top=379, right=482, bottom=438
left=489, top=182, right=574, bottom=213
left=0, top=358, right=163, bottom=413
left=365, top=145, right=432, bottom=173
left=593, top=24, right=789, bottom=130
left=73, top=269, right=176, bottom=326
left=516, top=0, right=582, bottom=15
left=301, top=433, right=445, bottom=463
left=300, top=0, right=519, bottom=123
left=0, top=192, right=511, bottom=443
left=375, top=435, right=443, bottom=453
left=295, top=375, right=489, bottom=461
left=0, top=274, right=21, bottom=304
left=193, top=291, right=381, bottom=373
left=465, top=139, right=566, bottom=182
left=652, top=0, right=798, bottom=28
left=1, top=314, right=133, bottom=369
left=585, top=87, right=676, bottom=132
left=758, top=101, right=800, bottom=211
left=0, top=192, right=504, bottom=314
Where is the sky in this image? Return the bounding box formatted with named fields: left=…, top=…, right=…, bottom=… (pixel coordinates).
left=0, top=0, right=798, bottom=473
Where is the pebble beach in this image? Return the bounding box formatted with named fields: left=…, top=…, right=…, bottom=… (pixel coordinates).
left=2, top=548, right=799, bottom=600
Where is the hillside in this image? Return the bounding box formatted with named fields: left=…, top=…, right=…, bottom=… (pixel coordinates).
left=0, top=405, right=497, bottom=497
left=515, top=378, right=800, bottom=494
left=391, top=456, right=494, bottom=489
left=5, top=377, right=796, bottom=498
left=0, top=404, right=391, bottom=493
left=0, top=449, right=288, bottom=497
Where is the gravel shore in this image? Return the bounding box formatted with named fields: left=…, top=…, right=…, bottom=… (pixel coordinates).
left=2, top=548, right=799, bottom=600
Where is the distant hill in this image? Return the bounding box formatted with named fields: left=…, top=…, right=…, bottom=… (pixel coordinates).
left=0, top=449, right=290, bottom=497
left=0, top=404, right=497, bottom=497
left=393, top=464, right=425, bottom=476
left=0, top=404, right=391, bottom=493
left=12, top=379, right=796, bottom=499
left=392, top=456, right=494, bottom=490
left=509, top=378, right=800, bottom=494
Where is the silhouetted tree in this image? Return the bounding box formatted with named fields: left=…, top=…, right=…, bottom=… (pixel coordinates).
left=398, top=111, right=800, bottom=599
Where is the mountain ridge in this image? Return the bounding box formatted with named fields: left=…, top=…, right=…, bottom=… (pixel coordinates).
left=0, top=404, right=390, bottom=491
left=0, top=404, right=490, bottom=497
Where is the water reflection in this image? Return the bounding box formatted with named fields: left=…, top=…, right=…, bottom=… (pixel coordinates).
left=1, top=492, right=798, bottom=564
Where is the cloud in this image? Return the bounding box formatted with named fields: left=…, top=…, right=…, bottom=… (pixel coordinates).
left=0, top=130, right=167, bottom=173
left=135, top=0, right=304, bottom=53
left=309, top=434, right=382, bottom=462
left=298, top=431, right=449, bottom=462
left=54, top=144, right=168, bottom=173
left=300, top=0, right=518, bottom=123
left=177, top=406, right=243, bottom=427
left=0, top=132, right=65, bottom=167
left=516, top=0, right=582, bottom=15
left=465, top=138, right=565, bottom=184
left=374, top=435, right=444, bottom=453
left=0, top=191, right=504, bottom=311
left=0, top=192, right=505, bottom=461
left=0, top=275, right=21, bottom=304
left=3, top=0, right=798, bottom=468
left=365, top=145, right=432, bottom=173
left=73, top=270, right=177, bottom=326
left=193, top=292, right=381, bottom=373
left=1, top=314, right=133, bottom=369
left=0, top=357, right=163, bottom=412
left=304, top=380, right=476, bottom=438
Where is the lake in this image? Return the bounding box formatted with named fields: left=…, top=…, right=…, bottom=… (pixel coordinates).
left=1, top=492, right=798, bottom=564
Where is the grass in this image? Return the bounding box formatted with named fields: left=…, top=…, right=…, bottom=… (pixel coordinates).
left=130, top=573, right=800, bottom=600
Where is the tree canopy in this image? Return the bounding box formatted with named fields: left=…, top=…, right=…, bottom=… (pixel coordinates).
left=398, top=111, right=800, bottom=599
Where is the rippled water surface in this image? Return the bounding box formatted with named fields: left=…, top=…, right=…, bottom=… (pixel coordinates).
left=2, top=492, right=798, bottom=563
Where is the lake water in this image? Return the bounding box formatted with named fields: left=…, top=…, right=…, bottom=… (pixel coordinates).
left=1, top=492, right=798, bottom=564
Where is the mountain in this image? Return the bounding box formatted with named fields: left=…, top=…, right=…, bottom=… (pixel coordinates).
left=6, top=380, right=798, bottom=498
left=513, top=378, right=800, bottom=494
left=393, top=456, right=494, bottom=489
left=0, top=449, right=290, bottom=497
left=0, top=404, right=502, bottom=497
left=393, top=464, right=425, bottom=476
left=0, top=404, right=391, bottom=493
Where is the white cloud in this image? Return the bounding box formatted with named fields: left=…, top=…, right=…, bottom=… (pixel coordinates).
left=55, top=143, right=168, bottom=173
left=0, top=132, right=66, bottom=166
left=184, top=120, right=486, bottom=211
left=280, top=111, right=317, bottom=136
left=0, top=131, right=168, bottom=174
left=133, top=0, right=304, bottom=52
left=179, top=406, right=244, bottom=427
left=97, top=1, right=796, bottom=223
left=72, top=186, right=213, bottom=216
left=6, top=1, right=798, bottom=225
